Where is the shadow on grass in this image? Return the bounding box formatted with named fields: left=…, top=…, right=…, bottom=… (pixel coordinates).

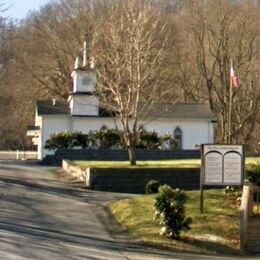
left=142, top=235, right=244, bottom=257
left=180, top=236, right=241, bottom=255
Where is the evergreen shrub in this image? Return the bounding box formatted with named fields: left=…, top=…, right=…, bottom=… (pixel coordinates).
left=154, top=185, right=192, bottom=239
left=44, top=127, right=178, bottom=151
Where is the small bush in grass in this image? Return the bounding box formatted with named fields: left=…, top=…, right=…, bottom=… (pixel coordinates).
left=154, top=185, right=192, bottom=239
left=146, top=180, right=160, bottom=194
left=224, top=186, right=242, bottom=198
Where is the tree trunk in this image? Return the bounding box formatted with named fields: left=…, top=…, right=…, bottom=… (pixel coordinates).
left=127, top=145, right=137, bottom=166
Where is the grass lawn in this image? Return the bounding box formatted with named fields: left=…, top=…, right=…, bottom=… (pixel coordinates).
left=110, top=189, right=243, bottom=255
left=73, top=157, right=260, bottom=169
left=70, top=157, right=260, bottom=254
left=73, top=159, right=201, bottom=169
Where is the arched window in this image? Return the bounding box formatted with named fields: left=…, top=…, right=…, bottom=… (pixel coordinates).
left=174, top=127, right=182, bottom=150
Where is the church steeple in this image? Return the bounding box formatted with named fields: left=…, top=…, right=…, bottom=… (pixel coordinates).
left=69, top=43, right=99, bottom=116
left=71, top=42, right=97, bottom=94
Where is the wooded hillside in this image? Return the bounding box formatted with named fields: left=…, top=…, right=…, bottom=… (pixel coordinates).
left=0, top=0, right=259, bottom=152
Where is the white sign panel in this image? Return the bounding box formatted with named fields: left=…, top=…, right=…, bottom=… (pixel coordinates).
left=202, top=145, right=244, bottom=185
left=204, top=152, right=222, bottom=183
left=223, top=152, right=242, bottom=184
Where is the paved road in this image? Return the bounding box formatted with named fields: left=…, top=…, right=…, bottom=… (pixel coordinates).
left=0, top=162, right=258, bottom=260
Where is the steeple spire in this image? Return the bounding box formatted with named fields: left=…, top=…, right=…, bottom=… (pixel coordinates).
left=74, top=56, right=80, bottom=70
left=83, top=41, right=87, bottom=67
left=89, top=57, right=95, bottom=69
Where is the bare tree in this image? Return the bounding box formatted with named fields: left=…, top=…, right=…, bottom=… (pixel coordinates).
left=13, top=0, right=96, bottom=100
left=93, top=0, right=176, bottom=165
left=175, top=0, right=260, bottom=147
left=0, top=3, right=20, bottom=149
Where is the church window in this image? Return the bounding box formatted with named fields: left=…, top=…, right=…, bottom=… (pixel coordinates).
left=174, top=127, right=182, bottom=150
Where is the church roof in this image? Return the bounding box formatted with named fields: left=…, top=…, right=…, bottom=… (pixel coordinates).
left=37, top=101, right=70, bottom=115
left=36, top=101, right=215, bottom=119
left=148, top=103, right=215, bottom=119
left=36, top=100, right=111, bottom=117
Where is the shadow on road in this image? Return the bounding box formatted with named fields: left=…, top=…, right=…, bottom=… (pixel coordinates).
left=0, top=164, right=249, bottom=259
left=0, top=174, right=131, bottom=205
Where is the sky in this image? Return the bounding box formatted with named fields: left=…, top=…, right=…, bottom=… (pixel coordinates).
left=4, top=0, right=52, bottom=20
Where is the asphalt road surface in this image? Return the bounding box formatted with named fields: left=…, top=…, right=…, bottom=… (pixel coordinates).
left=0, top=161, right=257, bottom=260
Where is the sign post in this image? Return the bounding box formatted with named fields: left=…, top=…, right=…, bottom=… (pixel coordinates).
left=200, top=144, right=244, bottom=214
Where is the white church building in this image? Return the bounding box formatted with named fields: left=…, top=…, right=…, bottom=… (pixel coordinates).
left=28, top=53, right=216, bottom=160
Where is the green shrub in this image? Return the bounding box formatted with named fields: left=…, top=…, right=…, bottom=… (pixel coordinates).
left=44, top=128, right=120, bottom=150
left=247, top=163, right=260, bottom=186
left=44, top=131, right=88, bottom=149
left=154, top=185, right=192, bottom=239
left=92, top=126, right=121, bottom=149
left=136, top=127, right=177, bottom=150
left=159, top=133, right=178, bottom=150
left=145, top=180, right=160, bottom=194
left=136, top=128, right=161, bottom=150
left=44, top=127, right=178, bottom=151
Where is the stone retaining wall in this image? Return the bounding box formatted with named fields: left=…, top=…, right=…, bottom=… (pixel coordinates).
left=62, top=160, right=87, bottom=183
left=62, top=160, right=200, bottom=193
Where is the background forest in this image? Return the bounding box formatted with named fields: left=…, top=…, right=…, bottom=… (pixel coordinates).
left=0, top=0, right=259, bottom=153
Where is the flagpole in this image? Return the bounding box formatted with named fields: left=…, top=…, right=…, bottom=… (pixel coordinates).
left=228, top=60, right=233, bottom=144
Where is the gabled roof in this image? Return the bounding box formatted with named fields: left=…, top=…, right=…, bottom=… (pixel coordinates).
left=37, top=101, right=70, bottom=115
left=36, top=100, right=215, bottom=120
left=149, top=103, right=215, bottom=119
left=36, top=100, right=111, bottom=117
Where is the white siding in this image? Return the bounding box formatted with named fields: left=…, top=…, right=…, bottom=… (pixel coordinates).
left=37, top=115, right=214, bottom=159
left=35, top=109, right=41, bottom=127
left=41, top=116, right=71, bottom=159
left=73, top=117, right=212, bottom=149
left=31, top=110, right=43, bottom=159
left=70, top=96, right=99, bottom=116
left=72, top=117, right=115, bottom=132
left=37, top=116, right=43, bottom=160
left=143, top=118, right=212, bottom=149
left=40, top=116, right=115, bottom=159
left=73, top=71, right=96, bottom=93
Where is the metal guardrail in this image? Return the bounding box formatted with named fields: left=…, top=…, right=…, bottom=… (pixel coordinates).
left=0, top=151, right=38, bottom=160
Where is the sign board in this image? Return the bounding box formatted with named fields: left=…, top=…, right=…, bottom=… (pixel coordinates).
left=202, top=144, right=244, bottom=186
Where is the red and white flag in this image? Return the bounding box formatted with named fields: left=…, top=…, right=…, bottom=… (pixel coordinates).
left=230, top=64, right=239, bottom=88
